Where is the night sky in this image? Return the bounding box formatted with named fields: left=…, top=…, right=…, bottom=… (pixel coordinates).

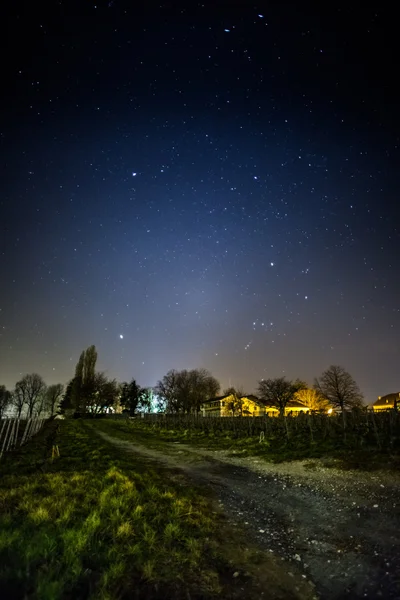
left=1, top=2, right=399, bottom=402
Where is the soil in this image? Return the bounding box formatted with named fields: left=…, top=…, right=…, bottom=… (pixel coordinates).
left=94, top=429, right=400, bottom=600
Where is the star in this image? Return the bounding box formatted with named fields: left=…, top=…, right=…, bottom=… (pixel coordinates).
left=0, top=1, right=397, bottom=412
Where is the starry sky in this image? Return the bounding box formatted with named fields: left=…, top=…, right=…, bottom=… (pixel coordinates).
left=1, top=1, right=399, bottom=402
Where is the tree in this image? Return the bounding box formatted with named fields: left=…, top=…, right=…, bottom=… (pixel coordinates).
left=155, top=368, right=220, bottom=414
left=140, top=388, right=153, bottom=413
left=294, top=387, right=330, bottom=412
left=187, top=368, right=220, bottom=414
left=155, top=369, right=180, bottom=413
left=223, top=386, right=245, bottom=416
left=45, top=384, right=64, bottom=416
left=70, top=345, right=98, bottom=413
left=14, top=374, right=47, bottom=418
left=12, top=383, right=26, bottom=419
left=120, top=379, right=152, bottom=415
left=314, top=365, right=363, bottom=416
left=0, top=385, right=12, bottom=419
left=257, top=377, right=302, bottom=417
left=82, top=345, right=98, bottom=409
left=85, top=372, right=118, bottom=414
left=60, top=380, right=74, bottom=413
left=71, top=350, right=85, bottom=411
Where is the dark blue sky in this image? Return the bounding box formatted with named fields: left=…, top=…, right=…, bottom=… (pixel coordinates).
left=1, top=1, right=399, bottom=402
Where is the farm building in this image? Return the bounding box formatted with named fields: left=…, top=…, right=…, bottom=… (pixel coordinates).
left=200, top=394, right=309, bottom=417
left=372, top=393, right=400, bottom=412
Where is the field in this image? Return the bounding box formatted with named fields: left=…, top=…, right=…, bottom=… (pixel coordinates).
left=88, top=418, right=400, bottom=598
left=0, top=419, right=312, bottom=600
left=130, top=411, right=400, bottom=469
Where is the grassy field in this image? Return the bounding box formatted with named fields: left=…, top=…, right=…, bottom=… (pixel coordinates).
left=0, top=419, right=311, bottom=600
left=101, top=416, right=400, bottom=471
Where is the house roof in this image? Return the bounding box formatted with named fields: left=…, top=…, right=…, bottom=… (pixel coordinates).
left=202, top=395, right=231, bottom=405
left=242, top=394, right=259, bottom=402
left=203, top=393, right=260, bottom=405
left=373, top=393, right=400, bottom=407
left=287, top=400, right=309, bottom=409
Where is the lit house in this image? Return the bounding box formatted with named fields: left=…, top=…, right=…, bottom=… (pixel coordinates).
left=283, top=400, right=310, bottom=415
left=200, top=394, right=259, bottom=417
left=372, top=393, right=400, bottom=412
left=201, top=394, right=309, bottom=417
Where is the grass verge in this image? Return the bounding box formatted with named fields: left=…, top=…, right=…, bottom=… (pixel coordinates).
left=0, top=419, right=312, bottom=600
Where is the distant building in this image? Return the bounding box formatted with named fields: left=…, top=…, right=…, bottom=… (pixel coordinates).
left=284, top=400, right=311, bottom=415
left=372, top=393, right=400, bottom=412
left=200, top=394, right=309, bottom=417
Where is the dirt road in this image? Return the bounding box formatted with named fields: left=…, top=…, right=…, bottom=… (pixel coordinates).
left=95, top=429, right=400, bottom=599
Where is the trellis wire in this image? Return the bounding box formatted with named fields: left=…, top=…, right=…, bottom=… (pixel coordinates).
left=0, top=418, right=46, bottom=460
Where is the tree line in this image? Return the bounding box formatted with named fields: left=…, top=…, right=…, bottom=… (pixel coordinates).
left=60, top=345, right=153, bottom=416
left=1, top=342, right=364, bottom=420
left=155, top=364, right=364, bottom=417
left=0, top=377, right=64, bottom=420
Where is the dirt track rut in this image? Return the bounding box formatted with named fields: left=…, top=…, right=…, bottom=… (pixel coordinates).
left=95, top=429, right=400, bottom=600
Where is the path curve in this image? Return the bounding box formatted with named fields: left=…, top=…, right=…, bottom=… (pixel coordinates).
left=94, top=429, right=400, bottom=600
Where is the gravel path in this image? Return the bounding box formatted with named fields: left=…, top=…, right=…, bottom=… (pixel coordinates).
left=95, top=430, right=400, bottom=600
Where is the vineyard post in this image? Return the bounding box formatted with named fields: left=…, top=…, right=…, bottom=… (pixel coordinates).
left=5, top=419, right=17, bottom=452
left=21, top=418, right=32, bottom=445
left=0, top=419, right=12, bottom=460
left=12, top=418, right=21, bottom=449
left=284, top=415, right=290, bottom=440
left=0, top=419, right=7, bottom=444
left=29, top=418, right=36, bottom=439
left=307, top=413, right=314, bottom=443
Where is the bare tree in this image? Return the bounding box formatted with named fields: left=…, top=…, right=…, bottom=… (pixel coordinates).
left=0, top=385, right=12, bottom=419
left=15, top=374, right=47, bottom=418
left=155, top=368, right=220, bottom=414
left=189, top=368, right=220, bottom=414
left=314, top=365, right=363, bottom=427
left=257, top=377, right=302, bottom=417
left=85, top=372, right=119, bottom=414
left=12, top=382, right=27, bottom=419
left=155, top=369, right=179, bottom=412
left=45, top=383, right=64, bottom=416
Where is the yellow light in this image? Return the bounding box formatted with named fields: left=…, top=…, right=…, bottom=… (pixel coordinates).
left=328, top=408, right=333, bottom=414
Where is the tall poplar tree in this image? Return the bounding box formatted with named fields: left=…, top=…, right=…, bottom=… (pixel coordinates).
left=70, top=345, right=98, bottom=413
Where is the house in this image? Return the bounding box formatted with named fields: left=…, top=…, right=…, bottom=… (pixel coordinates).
left=201, top=394, right=266, bottom=417
left=259, top=399, right=310, bottom=416
left=283, top=400, right=310, bottom=415
left=201, top=394, right=309, bottom=417
left=372, top=393, right=400, bottom=412
left=201, top=394, right=239, bottom=417
left=240, top=395, right=273, bottom=416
